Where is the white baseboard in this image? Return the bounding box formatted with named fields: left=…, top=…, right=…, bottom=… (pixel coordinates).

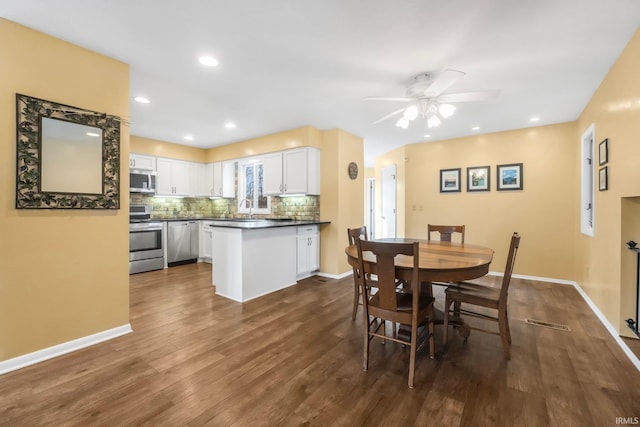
left=316, top=270, right=352, bottom=280
left=489, top=271, right=640, bottom=371
left=0, top=324, right=133, bottom=376
left=570, top=282, right=640, bottom=372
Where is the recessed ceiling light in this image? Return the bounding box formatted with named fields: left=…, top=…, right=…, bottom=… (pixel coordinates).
left=224, top=122, right=236, bottom=129
left=472, top=126, right=480, bottom=131
left=199, top=56, right=219, bottom=67
left=134, top=96, right=150, bottom=103
left=184, top=135, right=194, bottom=141
left=530, top=117, right=540, bottom=122
left=424, top=134, right=431, bottom=138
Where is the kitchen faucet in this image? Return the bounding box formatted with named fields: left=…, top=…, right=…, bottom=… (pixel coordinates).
left=240, top=197, right=254, bottom=219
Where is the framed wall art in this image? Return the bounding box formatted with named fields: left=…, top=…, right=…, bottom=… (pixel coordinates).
left=440, top=168, right=461, bottom=193
left=467, top=166, right=490, bottom=192
left=497, top=163, right=523, bottom=191
left=599, top=138, right=609, bottom=165
left=599, top=166, right=608, bottom=191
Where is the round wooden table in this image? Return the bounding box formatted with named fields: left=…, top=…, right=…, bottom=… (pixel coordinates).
left=345, top=238, right=494, bottom=286
left=346, top=238, right=494, bottom=339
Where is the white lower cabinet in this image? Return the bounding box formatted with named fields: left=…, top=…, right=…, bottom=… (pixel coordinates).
left=199, top=221, right=213, bottom=262
left=296, top=225, right=319, bottom=278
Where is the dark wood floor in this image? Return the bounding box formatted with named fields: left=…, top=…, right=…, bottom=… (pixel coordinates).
left=1, top=263, right=639, bottom=426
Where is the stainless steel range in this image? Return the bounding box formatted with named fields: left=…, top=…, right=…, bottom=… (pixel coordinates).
left=129, top=204, right=165, bottom=274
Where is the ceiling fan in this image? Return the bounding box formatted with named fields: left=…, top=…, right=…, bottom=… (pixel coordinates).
left=366, top=69, right=499, bottom=129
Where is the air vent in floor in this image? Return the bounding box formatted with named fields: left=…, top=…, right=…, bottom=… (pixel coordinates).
left=523, top=319, right=571, bottom=332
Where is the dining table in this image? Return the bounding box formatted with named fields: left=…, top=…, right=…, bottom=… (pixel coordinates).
left=345, top=237, right=495, bottom=339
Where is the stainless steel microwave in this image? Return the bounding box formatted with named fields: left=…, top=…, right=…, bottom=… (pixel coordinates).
left=130, top=169, right=157, bottom=193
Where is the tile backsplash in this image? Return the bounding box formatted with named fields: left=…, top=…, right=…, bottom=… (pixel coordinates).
left=130, top=194, right=320, bottom=221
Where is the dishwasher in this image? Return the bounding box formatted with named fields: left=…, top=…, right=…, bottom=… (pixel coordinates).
left=167, top=221, right=199, bottom=266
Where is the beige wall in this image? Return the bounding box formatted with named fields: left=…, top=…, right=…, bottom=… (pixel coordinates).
left=319, top=129, right=365, bottom=275
left=402, top=123, right=579, bottom=279
left=577, top=28, right=640, bottom=337
left=0, top=19, right=130, bottom=361
left=205, top=126, right=321, bottom=162
left=131, top=135, right=207, bottom=162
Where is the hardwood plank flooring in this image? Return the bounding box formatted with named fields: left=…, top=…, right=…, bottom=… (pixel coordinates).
left=1, top=264, right=639, bottom=426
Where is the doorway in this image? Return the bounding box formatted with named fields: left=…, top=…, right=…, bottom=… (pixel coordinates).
left=366, top=178, right=376, bottom=239
left=381, top=164, right=397, bottom=238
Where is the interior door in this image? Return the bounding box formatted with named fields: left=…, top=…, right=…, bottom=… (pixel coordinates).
left=367, top=178, right=376, bottom=239
left=381, top=165, right=397, bottom=238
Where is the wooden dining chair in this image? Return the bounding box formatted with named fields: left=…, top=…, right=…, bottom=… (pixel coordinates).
left=427, top=224, right=465, bottom=243
left=443, top=232, right=521, bottom=360
left=347, top=226, right=370, bottom=320
left=355, top=238, right=435, bottom=388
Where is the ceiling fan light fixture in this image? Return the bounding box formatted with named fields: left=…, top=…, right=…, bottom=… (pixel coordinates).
left=396, top=117, right=409, bottom=129
left=403, top=105, right=418, bottom=121
left=438, top=103, right=456, bottom=118
left=427, top=115, right=441, bottom=128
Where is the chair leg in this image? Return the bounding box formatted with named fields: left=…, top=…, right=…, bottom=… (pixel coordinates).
left=498, top=308, right=511, bottom=360
left=408, top=322, right=418, bottom=388
left=505, top=307, right=512, bottom=344
left=351, top=275, right=360, bottom=320
left=443, top=294, right=451, bottom=348
left=363, top=313, right=370, bottom=371
left=428, top=305, right=435, bottom=359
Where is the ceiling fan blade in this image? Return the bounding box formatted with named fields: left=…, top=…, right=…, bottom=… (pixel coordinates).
left=372, top=107, right=406, bottom=124
left=437, top=90, right=500, bottom=103
left=364, top=97, right=415, bottom=102
left=424, top=69, right=465, bottom=97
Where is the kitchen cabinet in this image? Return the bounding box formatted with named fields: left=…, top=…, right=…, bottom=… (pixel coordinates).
left=129, top=153, right=156, bottom=171
left=263, top=147, right=320, bottom=196
left=207, top=161, right=235, bottom=198
left=156, top=157, right=191, bottom=196
left=296, top=224, right=319, bottom=278
left=199, top=221, right=213, bottom=262
left=190, top=162, right=207, bottom=197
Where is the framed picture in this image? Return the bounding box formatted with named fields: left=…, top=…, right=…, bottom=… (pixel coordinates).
left=467, top=166, right=490, bottom=192
left=599, top=166, right=608, bottom=191
left=497, top=163, right=523, bottom=191
left=440, top=168, right=461, bottom=193
left=599, top=138, right=609, bottom=165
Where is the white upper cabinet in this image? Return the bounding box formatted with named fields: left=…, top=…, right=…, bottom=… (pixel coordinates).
left=156, top=157, right=191, bottom=196
left=263, top=147, right=320, bottom=196
left=129, top=153, right=156, bottom=171
left=190, top=162, right=207, bottom=197
left=208, top=161, right=235, bottom=198
left=263, top=152, right=284, bottom=195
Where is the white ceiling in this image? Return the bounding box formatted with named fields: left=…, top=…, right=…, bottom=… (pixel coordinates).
left=2, top=1, right=639, bottom=166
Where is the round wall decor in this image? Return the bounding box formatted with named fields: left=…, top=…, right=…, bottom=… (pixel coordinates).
left=348, top=162, right=358, bottom=180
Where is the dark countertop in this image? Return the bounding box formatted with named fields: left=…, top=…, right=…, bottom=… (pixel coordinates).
left=152, top=218, right=330, bottom=230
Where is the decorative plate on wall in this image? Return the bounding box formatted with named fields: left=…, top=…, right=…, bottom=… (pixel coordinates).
left=348, top=162, right=358, bottom=180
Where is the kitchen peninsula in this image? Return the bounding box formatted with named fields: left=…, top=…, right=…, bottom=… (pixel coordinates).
left=209, top=219, right=329, bottom=302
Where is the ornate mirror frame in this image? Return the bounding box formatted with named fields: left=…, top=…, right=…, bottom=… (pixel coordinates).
left=15, top=93, right=121, bottom=209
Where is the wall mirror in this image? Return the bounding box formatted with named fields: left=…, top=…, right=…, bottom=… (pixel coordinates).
left=16, top=94, right=121, bottom=209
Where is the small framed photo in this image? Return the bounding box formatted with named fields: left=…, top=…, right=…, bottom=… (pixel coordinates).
left=599, top=138, right=609, bottom=165
left=599, top=166, right=608, bottom=191
left=440, top=168, right=461, bottom=193
left=467, top=166, right=490, bottom=192
left=497, top=163, right=523, bottom=191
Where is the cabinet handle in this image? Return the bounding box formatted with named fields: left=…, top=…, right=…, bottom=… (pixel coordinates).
left=284, top=184, right=287, bottom=192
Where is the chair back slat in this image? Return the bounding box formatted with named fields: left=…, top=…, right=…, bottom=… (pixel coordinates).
left=357, top=239, right=417, bottom=312
left=499, top=232, right=521, bottom=303
left=428, top=224, right=465, bottom=243
left=347, top=226, right=368, bottom=245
